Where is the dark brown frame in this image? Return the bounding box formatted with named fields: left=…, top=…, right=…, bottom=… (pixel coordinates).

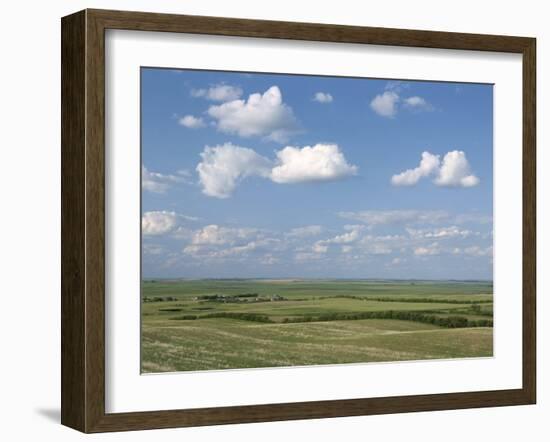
left=61, top=8, right=536, bottom=433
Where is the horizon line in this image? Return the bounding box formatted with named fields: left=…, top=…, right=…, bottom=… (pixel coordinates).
left=141, top=277, right=493, bottom=282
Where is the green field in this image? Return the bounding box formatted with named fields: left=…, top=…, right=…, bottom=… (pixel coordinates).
left=141, top=279, right=493, bottom=373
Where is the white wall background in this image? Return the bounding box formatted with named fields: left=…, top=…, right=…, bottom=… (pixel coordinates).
left=0, top=0, right=546, bottom=440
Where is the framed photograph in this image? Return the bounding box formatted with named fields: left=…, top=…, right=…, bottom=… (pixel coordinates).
left=61, top=9, right=536, bottom=433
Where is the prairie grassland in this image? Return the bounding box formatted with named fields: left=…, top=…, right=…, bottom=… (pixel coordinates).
left=141, top=279, right=493, bottom=373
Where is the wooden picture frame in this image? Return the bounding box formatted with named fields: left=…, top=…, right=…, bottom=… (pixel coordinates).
left=61, top=8, right=536, bottom=433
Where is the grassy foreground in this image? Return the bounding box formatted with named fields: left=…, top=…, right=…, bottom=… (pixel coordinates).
left=141, top=279, right=493, bottom=373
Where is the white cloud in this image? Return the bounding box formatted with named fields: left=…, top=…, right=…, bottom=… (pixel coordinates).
left=312, top=243, right=328, bottom=254
left=191, top=84, right=243, bottom=102
left=190, top=224, right=260, bottom=246
left=341, top=245, right=353, bottom=254
left=260, top=254, right=279, bottom=265
left=271, top=144, right=358, bottom=184
left=344, top=224, right=364, bottom=231
left=179, top=115, right=206, bottom=129
left=142, top=211, right=198, bottom=236
left=311, top=225, right=363, bottom=255
left=391, top=151, right=440, bottom=186
left=370, top=91, right=399, bottom=117
left=191, top=225, right=230, bottom=245
left=338, top=209, right=450, bottom=226
left=207, top=86, right=300, bottom=142
left=435, top=150, right=480, bottom=187
left=462, top=245, right=493, bottom=257
left=322, top=227, right=362, bottom=245
left=197, top=143, right=358, bottom=198
left=142, top=166, right=191, bottom=193
left=313, top=92, right=333, bottom=103
left=403, top=96, right=433, bottom=111
left=385, top=81, right=408, bottom=92
left=142, top=211, right=178, bottom=236
left=371, top=82, right=432, bottom=117
left=414, top=243, right=440, bottom=256
left=172, top=226, right=194, bottom=240
left=196, top=143, right=272, bottom=198
left=183, top=225, right=280, bottom=260
left=392, top=150, right=479, bottom=188
left=296, top=227, right=408, bottom=259
left=287, top=225, right=323, bottom=238
left=206, top=241, right=261, bottom=258
left=294, top=251, right=324, bottom=262
left=368, top=244, right=393, bottom=255
left=358, top=234, right=400, bottom=255
left=406, top=226, right=473, bottom=240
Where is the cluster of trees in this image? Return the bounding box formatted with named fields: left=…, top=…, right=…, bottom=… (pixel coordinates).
left=196, top=294, right=228, bottom=300
left=173, top=310, right=493, bottom=328
left=173, top=312, right=274, bottom=323
left=174, top=314, right=198, bottom=320
left=468, top=304, right=493, bottom=316
left=142, top=296, right=176, bottom=303
left=196, top=293, right=260, bottom=299
left=196, top=293, right=284, bottom=303
left=327, top=295, right=493, bottom=305
left=282, top=311, right=493, bottom=328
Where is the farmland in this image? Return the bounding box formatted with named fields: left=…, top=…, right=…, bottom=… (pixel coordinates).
left=141, top=279, right=493, bottom=373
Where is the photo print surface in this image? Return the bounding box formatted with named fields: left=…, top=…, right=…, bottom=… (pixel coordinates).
left=140, top=68, right=493, bottom=373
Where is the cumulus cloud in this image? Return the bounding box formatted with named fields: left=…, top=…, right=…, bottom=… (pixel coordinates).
left=312, top=243, right=328, bottom=254
left=294, top=251, right=324, bottom=262
left=403, top=96, right=433, bottom=111
left=190, top=224, right=260, bottom=246
left=406, top=226, right=473, bottom=240
left=392, top=150, right=479, bottom=188
left=142, top=211, right=198, bottom=236
left=179, top=115, right=206, bottom=129
left=191, top=84, right=243, bottom=102
left=197, top=143, right=358, bottom=198
left=338, top=209, right=450, bottom=226
left=357, top=234, right=403, bottom=255
left=194, top=241, right=261, bottom=259
left=434, top=150, right=480, bottom=187
left=370, top=82, right=432, bottom=117
left=287, top=225, right=323, bottom=238
left=311, top=225, right=364, bottom=255
left=292, top=227, right=408, bottom=261
left=146, top=214, right=494, bottom=272
left=142, top=211, right=178, bottom=236
left=370, top=91, right=399, bottom=117
left=391, top=152, right=440, bottom=186
left=207, top=86, right=300, bottom=142
left=414, top=243, right=440, bottom=256
left=385, top=81, right=407, bottom=92
left=322, top=227, right=363, bottom=245
left=313, top=92, right=333, bottom=103
left=270, top=144, right=358, bottom=184
left=341, top=245, right=353, bottom=254
left=182, top=224, right=280, bottom=260
left=196, top=143, right=272, bottom=198
left=462, top=245, right=493, bottom=257
left=286, top=219, right=487, bottom=263
left=142, top=166, right=191, bottom=193
left=260, top=254, right=279, bottom=265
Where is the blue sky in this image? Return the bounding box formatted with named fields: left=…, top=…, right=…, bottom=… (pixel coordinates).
left=141, top=68, right=493, bottom=280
